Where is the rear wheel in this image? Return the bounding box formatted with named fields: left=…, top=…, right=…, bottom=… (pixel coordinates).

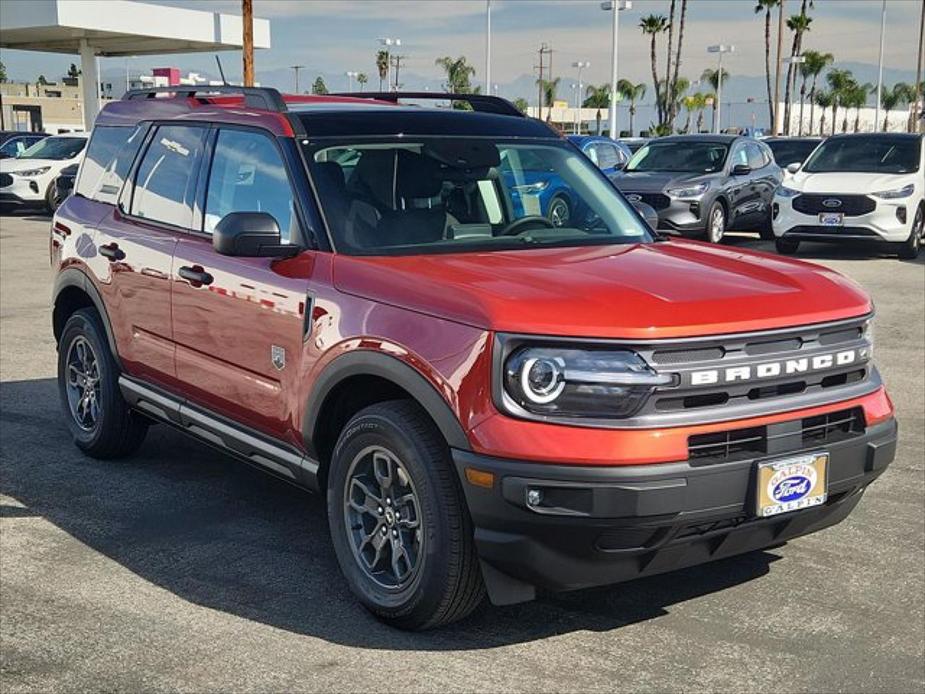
left=775, top=237, right=800, bottom=255
left=57, top=308, right=148, bottom=458
left=706, top=201, right=726, bottom=243
left=327, top=400, right=484, bottom=630
left=896, top=204, right=923, bottom=260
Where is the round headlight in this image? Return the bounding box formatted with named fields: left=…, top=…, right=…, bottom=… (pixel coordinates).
left=520, top=357, right=566, bottom=404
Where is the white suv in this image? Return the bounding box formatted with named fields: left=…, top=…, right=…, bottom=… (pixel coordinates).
left=772, top=133, right=924, bottom=259
left=0, top=132, right=88, bottom=212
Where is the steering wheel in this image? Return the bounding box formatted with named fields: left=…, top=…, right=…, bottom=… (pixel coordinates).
left=500, top=216, right=556, bottom=236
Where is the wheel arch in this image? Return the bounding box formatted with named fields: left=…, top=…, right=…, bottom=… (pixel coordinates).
left=302, top=351, right=471, bottom=487
left=52, top=269, right=121, bottom=368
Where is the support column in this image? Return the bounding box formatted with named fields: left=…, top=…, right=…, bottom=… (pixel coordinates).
left=79, top=39, right=99, bottom=131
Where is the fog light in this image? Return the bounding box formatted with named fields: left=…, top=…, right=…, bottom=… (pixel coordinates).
left=896, top=206, right=907, bottom=224
left=28, top=181, right=39, bottom=194
left=526, top=488, right=543, bottom=507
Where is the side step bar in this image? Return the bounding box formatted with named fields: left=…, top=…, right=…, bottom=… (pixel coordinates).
left=119, top=376, right=320, bottom=490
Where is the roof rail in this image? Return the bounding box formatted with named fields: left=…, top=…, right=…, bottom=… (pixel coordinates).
left=331, top=92, right=525, bottom=117
left=121, top=85, right=288, bottom=112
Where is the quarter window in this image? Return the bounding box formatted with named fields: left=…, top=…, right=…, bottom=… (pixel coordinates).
left=76, top=125, right=144, bottom=205
left=204, top=129, right=296, bottom=242
left=131, top=125, right=206, bottom=228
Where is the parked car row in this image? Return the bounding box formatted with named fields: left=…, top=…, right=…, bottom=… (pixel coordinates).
left=0, top=132, right=88, bottom=212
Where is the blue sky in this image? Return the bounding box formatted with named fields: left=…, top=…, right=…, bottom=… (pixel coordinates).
left=1, top=0, right=921, bottom=93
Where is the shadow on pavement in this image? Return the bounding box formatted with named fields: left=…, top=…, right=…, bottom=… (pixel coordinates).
left=723, top=233, right=924, bottom=265
left=0, top=376, right=780, bottom=650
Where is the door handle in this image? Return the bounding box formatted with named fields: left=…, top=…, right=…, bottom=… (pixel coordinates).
left=178, top=265, right=214, bottom=287
left=99, top=243, right=125, bottom=261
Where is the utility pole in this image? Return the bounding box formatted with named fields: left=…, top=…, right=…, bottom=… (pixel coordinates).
left=392, top=54, right=406, bottom=91
left=875, top=0, right=886, bottom=131
left=537, top=43, right=551, bottom=121
left=289, top=65, right=305, bottom=93
left=242, top=0, right=254, bottom=87
left=772, top=0, right=785, bottom=135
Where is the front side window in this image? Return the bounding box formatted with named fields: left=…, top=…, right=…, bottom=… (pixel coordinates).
left=745, top=143, right=767, bottom=170
left=626, top=141, right=728, bottom=173
left=17, top=136, right=86, bottom=161
left=204, top=129, right=296, bottom=242
left=130, top=125, right=206, bottom=228
left=307, top=137, right=651, bottom=256
left=803, top=136, right=921, bottom=174
left=76, top=125, right=144, bottom=205
left=0, top=136, right=40, bottom=157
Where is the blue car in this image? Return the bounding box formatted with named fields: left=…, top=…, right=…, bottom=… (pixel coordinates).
left=501, top=136, right=631, bottom=227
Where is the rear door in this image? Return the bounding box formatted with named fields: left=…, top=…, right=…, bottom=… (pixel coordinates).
left=171, top=126, right=313, bottom=442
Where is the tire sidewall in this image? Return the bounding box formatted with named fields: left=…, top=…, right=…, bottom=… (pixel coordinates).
left=327, top=408, right=457, bottom=623
left=707, top=201, right=726, bottom=243
left=547, top=195, right=571, bottom=227
left=901, top=205, right=923, bottom=259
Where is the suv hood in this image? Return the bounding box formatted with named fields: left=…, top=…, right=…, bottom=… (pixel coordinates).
left=333, top=241, right=871, bottom=339
left=613, top=171, right=714, bottom=193
left=790, top=171, right=915, bottom=194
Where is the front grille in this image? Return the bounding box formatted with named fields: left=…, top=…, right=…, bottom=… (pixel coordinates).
left=0, top=173, right=12, bottom=188
left=624, top=192, right=670, bottom=210
left=792, top=194, right=876, bottom=216
left=785, top=225, right=881, bottom=237
left=688, top=407, right=865, bottom=465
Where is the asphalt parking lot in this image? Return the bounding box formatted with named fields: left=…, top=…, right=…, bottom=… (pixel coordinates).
left=1, top=211, right=923, bottom=693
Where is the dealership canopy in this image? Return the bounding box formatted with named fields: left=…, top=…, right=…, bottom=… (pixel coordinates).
left=0, top=0, right=271, bottom=129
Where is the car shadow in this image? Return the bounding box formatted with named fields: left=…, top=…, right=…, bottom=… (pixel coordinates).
left=0, top=377, right=780, bottom=650
left=722, top=233, right=923, bottom=264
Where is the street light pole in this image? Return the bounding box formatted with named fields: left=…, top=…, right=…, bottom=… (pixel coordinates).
left=572, top=60, right=589, bottom=135
left=601, top=0, right=631, bottom=140
left=289, top=65, right=305, bottom=93
left=378, top=37, right=401, bottom=91
left=708, top=44, right=734, bottom=134
left=772, top=0, right=785, bottom=135
left=875, top=0, right=886, bottom=131
left=485, top=0, right=492, bottom=95
left=346, top=71, right=359, bottom=91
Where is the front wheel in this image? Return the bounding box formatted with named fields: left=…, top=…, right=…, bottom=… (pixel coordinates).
left=547, top=195, right=571, bottom=228
left=775, top=237, right=800, bottom=255
left=896, top=205, right=923, bottom=260
left=327, top=400, right=484, bottom=630
left=706, top=201, right=726, bottom=243
left=45, top=181, right=62, bottom=213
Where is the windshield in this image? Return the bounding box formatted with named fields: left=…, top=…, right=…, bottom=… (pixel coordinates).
left=17, top=136, right=86, bottom=161
left=767, top=140, right=820, bottom=166
left=802, top=136, right=920, bottom=174
left=305, top=137, right=652, bottom=256
left=625, top=141, right=728, bottom=173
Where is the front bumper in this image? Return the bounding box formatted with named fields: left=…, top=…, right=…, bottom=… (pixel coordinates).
left=621, top=191, right=707, bottom=233
left=773, top=196, right=913, bottom=243
left=453, top=417, right=897, bottom=604
left=0, top=175, right=46, bottom=206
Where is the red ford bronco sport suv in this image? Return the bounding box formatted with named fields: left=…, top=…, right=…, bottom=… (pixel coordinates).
left=51, top=87, right=897, bottom=630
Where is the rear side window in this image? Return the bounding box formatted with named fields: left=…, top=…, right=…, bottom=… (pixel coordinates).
left=204, top=129, right=296, bottom=241
left=76, top=125, right=144, bottom=205
left=130, top=125, right=206, bottom=228
left=746, top=142, right=768, bottom=169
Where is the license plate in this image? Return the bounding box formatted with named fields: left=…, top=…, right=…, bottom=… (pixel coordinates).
left=756, top=452, right=828, bottom=518
left=819, top=212, right=844, bottom=226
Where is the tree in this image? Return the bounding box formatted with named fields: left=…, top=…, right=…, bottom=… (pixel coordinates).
left=639, top=14, right=668, bottom=125
left=375, top=50, right=389, bottom=91
left=37, top=75, right=48, bottom=86
left=755, top=0, right=780, bottom=131
left=801, top=50, right=833, bottom=136
left=681, top=92, right=705, bottom=133
left=825, top=68, right=853, bottom=135
left=701, top=67, right=729, bottom=131
left=783, top=7, right=813, bottom=134
left=879, top=82, right=912, bottom=131
left=535, top=77, right=561, bottom=121
left=663, top=0, right=676, bottom=127
left=512, top=97, right=530, bottom=115
left=435, top=56, right=479, bottom=109
left=814, top=89, right=833, bottom=135
left=668, top=0, right=689, bottom=129
left=311, top=76, right=328, bottom=95
left=845, top=82, right=870, bottom=132
left=696, top=93, right=712, bottom=133
left=0, top=60, right=7, bottom=83
left=617, top=79, right=646, bottom=137
left=67, top=63, right=80, bottom=78
left=356, top=73, right=368, bottom=91
left=583, top=83, right=611, bottom=134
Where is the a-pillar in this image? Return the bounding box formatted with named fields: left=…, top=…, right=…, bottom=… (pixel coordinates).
left=79, top=38, right=99, bottom=131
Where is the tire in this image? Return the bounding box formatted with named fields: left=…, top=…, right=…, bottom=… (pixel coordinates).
left=775, top=237, right=800, bottom=255
left=706, top=200, right=726, bottom=243
left=896, top=204, right=923, bottom=260
left=547, top=195, right=571, bottom=228
left=57, top=308, right=148, bottom=458
left=759, top=217, right=775, bottom=241
left=327, top=400, right=485, bottom=630
left=45, top=181, right=62, bottom=213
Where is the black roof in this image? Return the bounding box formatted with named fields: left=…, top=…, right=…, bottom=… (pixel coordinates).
left=763, top=136, right=823, bottom=142
left=649, top=134, right=743, bottom=144
left=824, top=132, right=922, bottom=140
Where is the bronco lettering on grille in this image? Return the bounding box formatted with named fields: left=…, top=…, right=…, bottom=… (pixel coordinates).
left=688, top=348, right=864, bottom=386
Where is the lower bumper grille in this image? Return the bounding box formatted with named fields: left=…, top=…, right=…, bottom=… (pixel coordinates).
left=624, top=192, right=670, bottom=210
left=785, top=225, right=881, bottom=237
left=0, top=173, right=13, bottom=188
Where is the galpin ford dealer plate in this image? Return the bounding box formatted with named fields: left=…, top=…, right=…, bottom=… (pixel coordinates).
left=757, top=452, right=829, bottom=518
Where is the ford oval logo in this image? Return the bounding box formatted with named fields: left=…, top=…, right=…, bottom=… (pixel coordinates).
left=772, top=475, right=812, bottom=503
left=626, top=194, right=642, bottom=203
left=822, top=198, right=842, bottom=208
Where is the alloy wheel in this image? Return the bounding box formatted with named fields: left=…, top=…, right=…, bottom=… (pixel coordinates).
left=343, top=445, right=424, bottom=589
left=65, top=336, right=101, bottom=431
left=709, top=205, right=725, bottom=243
left=548, top=198, right=570, bottom=227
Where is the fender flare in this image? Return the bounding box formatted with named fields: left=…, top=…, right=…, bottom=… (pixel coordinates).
left=302, top=350, right=471, bottom=457
left=52, top=268, right=121, bottom=368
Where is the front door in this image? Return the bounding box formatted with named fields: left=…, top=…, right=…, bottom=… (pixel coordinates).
left=171, top=127, right=312, bottom=442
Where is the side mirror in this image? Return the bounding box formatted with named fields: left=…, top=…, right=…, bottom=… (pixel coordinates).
left=786, top=162, right=801, bottom=174
left=632, top=201, right=660, bottom=231
left=731, top=164, right=752, bottom=176
left=213, top=211, right=296, bottom=257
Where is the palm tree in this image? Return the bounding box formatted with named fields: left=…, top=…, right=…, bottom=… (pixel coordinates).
left=847, top=83, right=871, bottom=132
left=801, top=50, right=832, bottom=136
left=814, top=90, right=833, bottom=135
left=701, top=67, right=729, bottom=131
left=783, top=9, right=813, bottom=134
left=584, top=83, right=611, bottom=134
left=639, top=14, right=668, bottom=125
left=662, top=76, right=690, bottom=131
left=825, top=68, right=853, bottom=135
left=436, top=56, right=478, bottom=92
left=755, top=0, right=780, bottom=130
left=512, top=97, right=530, bottom=115
left=663, top=0, right=676, bottom=127
left=668, top=0, right=689, bottom=129
left=617, top=79, right=646, bottom=136
left=681, top=91, right=705, bottom=133
left=535, top=77, right=561, bottom=121
left=375, top=50, right=389, bottom=91
left=879, top=82, right=912, bottom=131
left=356, top=73, right=368, bottom=91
